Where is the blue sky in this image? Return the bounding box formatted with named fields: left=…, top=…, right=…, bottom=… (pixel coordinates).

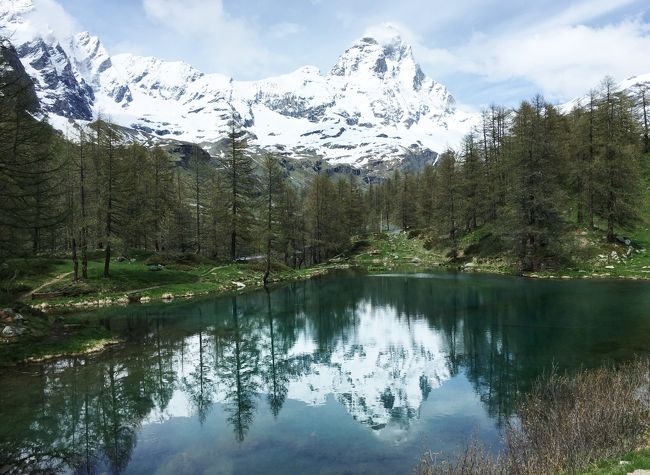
left=54, top=0, right=650, bottom=108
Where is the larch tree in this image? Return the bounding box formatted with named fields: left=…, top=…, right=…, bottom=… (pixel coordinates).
left=502, top=96, right=564, bottom=271
left=223, top=118, right=256, bottom=261
left=261, top=153, right=283, bottom=286
left=593, top=78, right=642, bottom=242
left=432, top=150, right=461, bottom=259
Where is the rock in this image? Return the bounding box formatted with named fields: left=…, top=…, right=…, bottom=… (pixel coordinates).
left=605, top=265, right=615, bottom=269
left=2, top=326, right=25, bottom=337
left=116, top=296, right=129, bottom=305
left=464, top=262, right=477, bottom=269
left=411, top=257, right=421, bottom=264
left=161, top=293, right=174, bottom=301
left=13, top=313, right=25, bottom=322
left=610, top=251, right=619, bottom=260
left=140, top=296, right=151, bottom=303
left=232, top=282, right=246, bottom=290
left=2, top=308, right=15, bottom=316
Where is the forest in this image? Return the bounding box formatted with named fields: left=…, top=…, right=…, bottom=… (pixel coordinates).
left=1, top=73, right=649, bottom=286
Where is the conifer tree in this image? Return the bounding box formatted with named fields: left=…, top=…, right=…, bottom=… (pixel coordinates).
left=502, top=96, right=564, bottom=271
left=432, top=150, right=461, bottom=259
left=261, top=154, right=283, bottom=285
left=224, top=118, right=256, bottom=261
left=459, top=132, right=485, bottom=231
left=593, top=78, right=642, bottom=242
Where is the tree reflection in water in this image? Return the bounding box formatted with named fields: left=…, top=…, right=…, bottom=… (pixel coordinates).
left=2, top=273, right=650, bottom=473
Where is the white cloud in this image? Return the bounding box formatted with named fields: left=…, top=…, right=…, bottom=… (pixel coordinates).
left=31, top=0, right=77, bottom=37
left=388, top=2, right=650, bottom=102
left=141, top=0, right=284, bottom=78
left=2, top=0, right=78, bottom=44
left=269, top=22, right=304, bottom=39
left=461, top=18, right=650, bottom=100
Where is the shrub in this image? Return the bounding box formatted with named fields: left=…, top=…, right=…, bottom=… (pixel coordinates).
left=417, top=361, right=650, bottom=475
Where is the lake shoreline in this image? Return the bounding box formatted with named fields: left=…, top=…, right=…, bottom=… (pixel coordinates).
left=3, top=230, right=650, bottom=366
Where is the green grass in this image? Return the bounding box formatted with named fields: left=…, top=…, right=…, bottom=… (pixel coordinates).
left=348, top=232, right=445, bottom=272
left=0, top=312, right=115, bottom=367
left=22, top=255, right=339, bottom=309
left=581, top=447, right=650, bottom=474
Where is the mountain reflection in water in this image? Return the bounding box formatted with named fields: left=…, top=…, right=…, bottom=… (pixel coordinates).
left=2, top=272, right=650, bottom=474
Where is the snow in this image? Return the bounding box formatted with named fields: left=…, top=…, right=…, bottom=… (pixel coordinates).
left=560, top=73, right=650, bottom=114
left=1, top=0, right=478, bottom=168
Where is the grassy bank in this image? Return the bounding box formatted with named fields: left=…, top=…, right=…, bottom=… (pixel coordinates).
left=0, top=253, right=347, bottom=365
left=2, top=224, right=650, bottom=366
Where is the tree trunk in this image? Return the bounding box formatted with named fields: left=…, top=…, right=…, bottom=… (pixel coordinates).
left=72, top=237, right=79, bottom=282
left=264, top=166, right=273, bottom=287
left=103, top=242, right=111, bottom=278
left=81, top=233, right=88, bottom=280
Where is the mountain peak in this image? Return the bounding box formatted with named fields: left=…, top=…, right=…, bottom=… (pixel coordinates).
left=363, top=23, right=406, bottom=48
left=0, top=0, right=33, bottom=16
left=329, top=24, right=422, bottom=91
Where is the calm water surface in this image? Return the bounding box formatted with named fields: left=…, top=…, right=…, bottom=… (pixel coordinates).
left=2, top=272, right=650, bottom=474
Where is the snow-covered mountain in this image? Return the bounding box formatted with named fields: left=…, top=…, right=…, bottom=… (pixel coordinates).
left=561, top=73, right=650, bottom=113
left=0, top=0, right=475, bottom=170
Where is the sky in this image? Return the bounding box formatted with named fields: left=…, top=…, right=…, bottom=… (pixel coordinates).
left=43, top=0, right=650, bottom=108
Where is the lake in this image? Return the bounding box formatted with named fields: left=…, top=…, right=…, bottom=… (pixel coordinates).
left=2, top=272, right=650, bottom=474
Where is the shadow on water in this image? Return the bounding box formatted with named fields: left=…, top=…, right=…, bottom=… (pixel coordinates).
left=2, top=272, right=650, bottom=474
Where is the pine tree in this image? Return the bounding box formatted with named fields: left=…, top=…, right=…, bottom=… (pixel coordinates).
left=277, top=182, right=303, bottom=268
left=634, top=84, right=649, bottom=153
left=417, top=165, right=435, bottom=229
left=188, top=144, right=209, bottom=255
left=459, top=132, right=485, bottom=231
left=261, top=154, right=284, bottom=285
left=223, top=118, right=256, bottom=261
left=593, top=78, right=642, bottom=242
left=502, top=96, right=564, bottom=271
left=432, top=150, right=461, bottom=259
left=566, top=93, right=598, bottom=227
left=147, top=145, right=174, bottom=252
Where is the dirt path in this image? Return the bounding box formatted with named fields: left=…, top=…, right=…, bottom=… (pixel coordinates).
left=21, top=272, right=73, bottom=300
left=201, top=266, right=227, bottom=277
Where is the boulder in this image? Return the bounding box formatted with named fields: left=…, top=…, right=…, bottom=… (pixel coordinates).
left=2, top=326, right=25, bottom=337
left=161, top=293, right=174, bottom=301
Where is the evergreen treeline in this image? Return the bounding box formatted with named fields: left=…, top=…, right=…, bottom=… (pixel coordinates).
left=1, top=75, right=648, bottom=275
left=0, top=108, right=368, bottom=275
left=369, top=78, right=649, bottom=271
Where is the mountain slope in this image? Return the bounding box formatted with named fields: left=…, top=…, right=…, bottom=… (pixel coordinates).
left=0, top=0, right=475, bottom=170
